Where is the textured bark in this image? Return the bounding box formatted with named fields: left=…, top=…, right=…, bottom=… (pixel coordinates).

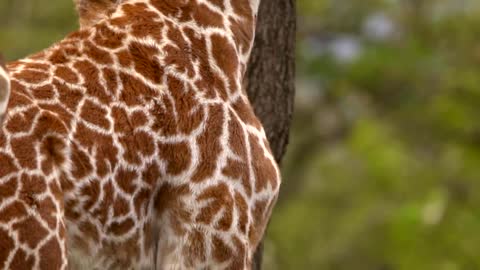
left=246, top=0, right=296, bottom=269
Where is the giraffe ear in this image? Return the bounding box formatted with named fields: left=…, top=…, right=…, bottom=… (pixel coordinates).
left=74, top=0, right=118, bottom=28
left=0, top=54, right=10, bottom=124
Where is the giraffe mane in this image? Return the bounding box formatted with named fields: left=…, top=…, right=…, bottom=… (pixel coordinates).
left=74, top=0, right=191, bottom=28
left=74, top=0, right=119, bottom=28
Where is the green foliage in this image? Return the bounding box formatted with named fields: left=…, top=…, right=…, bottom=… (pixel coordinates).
left=2, top=0, right=480, bottom=269
left=266, top=0, right=480, bottom=269
left=0, top=0, right=77, bottom=60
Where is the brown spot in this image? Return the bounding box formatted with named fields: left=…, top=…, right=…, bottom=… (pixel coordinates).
left=92, top=181, right=114, bottom=225
left=6, top=106, right=40, bottom=133
left=248, top=199, right=268, bottom=245
left=116, top=49, right=133, bottom=67
left=131, top=20, right=164, bottom=41
left=40, top=136, right=66, bottom=176
left=20, top=174, right=46, bottom=195
left=130, top=111, right=148, bottom=128
left=210, top=33, right=238, bottom=90
left=33, top=111, right=68, bottom=137
left=10, top=249, right=35, bottom=269
left=40, top=103, right=73, bottom=127
left=191, top=104, right=224, bottom=182
left=193, top=3, right=224, bottom=28
left=195, top=56, right=228, bottom=100
left=0, top=176, right=17, bottom=203
left=128, top=41, right=163, bottom=83
left=0, top=131, right=6, bottom=148
left=49, top=181, right=63, bottom=202
left=37, top=197, right=58, bottom=230
left=74, top=60, right=112, bottom=104
left=39, top=237, right=62, bottom=270
left=150, top=94, right=177, bottom=136
left=20, top=62, right=50, bottom=71
left=60, top=173, right=74, bottom=192
left=150, top=0, right=190, bottom=19
left=11, top=136, right=36, bottom=169
left=55, top=80, right=84, bottom=111
left=111, top=105, right=132, bottom=134
left=231, top=98, right=262, bottom=129
left=113, top=195, right=130, bottom=217
left=107, top=218, right=134, bottom=235
left=212, top=235, right=232, bottom=262
left=209, top=0, right=225, bottom=10
left=15, top=70, right=49, bottom=84
left=228, top=111, right=247, bottom=157
left=158, top=141, right=191, bottom=175
left=142, top=162, right=161, bottom=186
left=81, top=179, right=101, bottom=211
left=118, top=131, right=155, bottom=165
left=0, top=201, right=27, bottom=223
left=102, top=67, right=118, bottom=96
left=74, top=122, right=118, bottom=177
left=229, top=16, right=254, bottom=55
left=164, top=25, right=195, bottom=77
left=80, top=100, right=110, bottom=129
left=183, top=229, right=206, bottom=267
left=119, top=72, right=156, bottom=106
left=67, top=29, right=91, bottom=40
left=49, top=49, right=69, bottom=64
left=231, top=0, right=253, bottom=19
left=70, top=143, right=93, bottom=179
left=54, top=66, right=79, bottom=84
left=83, top=40, right=113, bottom=65
left=93, top=23, right=126, bottom=49
left=196, top=183, right=233, bottom=231
left=134, top=188, right=151, bottom=218
left=229, top=236, right=247, bottom=270
left=116, top=167, right=137, bottom=194
left=167, top=76, right=205, bottom=134
left=234, top=192, right=249, bottom=234
left=222, top=158, right=251, bottom=197
left=32, top=85, right=55, bottom=100
left=0, top=228, right=14, bottom=269
left=184, top=27, right=208, bottom=61
left=8, top=85, right=32, bottom=108
left=249, top=134, right=278, bottom=192
left=13, top=217, right=49, bottom=249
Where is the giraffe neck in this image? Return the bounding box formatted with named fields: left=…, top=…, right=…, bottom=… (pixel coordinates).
left=75, top=0, right=260, bottom=84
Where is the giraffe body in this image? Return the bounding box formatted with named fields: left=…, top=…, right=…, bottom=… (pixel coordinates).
left=0, top=0, right=280, bottom=269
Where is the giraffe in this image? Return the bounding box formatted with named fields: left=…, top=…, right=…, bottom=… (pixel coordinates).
left=0, top=0, right=280, bottom=269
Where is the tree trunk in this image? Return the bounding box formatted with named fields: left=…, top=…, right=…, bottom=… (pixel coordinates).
left=245, top=0, right=296, bottom=269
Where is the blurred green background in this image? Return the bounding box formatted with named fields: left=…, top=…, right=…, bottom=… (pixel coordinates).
left=2, top=0, right=480, bottom=269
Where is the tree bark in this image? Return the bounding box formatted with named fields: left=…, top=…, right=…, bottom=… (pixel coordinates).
left=245, top=0, right=296, bottom=269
